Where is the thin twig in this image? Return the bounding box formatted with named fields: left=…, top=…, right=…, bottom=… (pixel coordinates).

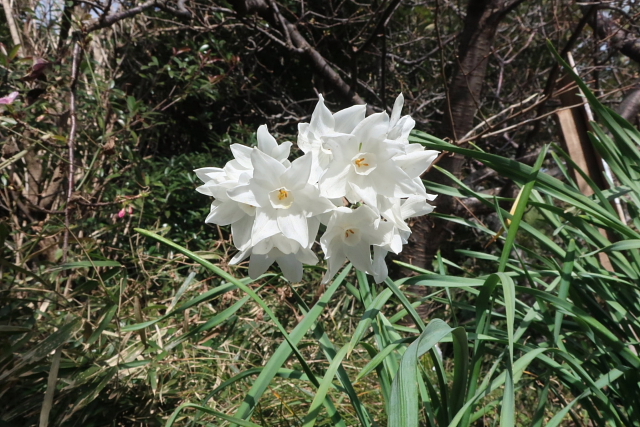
left=83, top=0, right=191, bottom=34
left=267, top=0, right=293, bottom=48
left=63, top=40, right=83, bottom=262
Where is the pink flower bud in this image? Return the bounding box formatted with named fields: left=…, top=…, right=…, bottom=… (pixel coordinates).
left=118, top=208, right=126, bottom=218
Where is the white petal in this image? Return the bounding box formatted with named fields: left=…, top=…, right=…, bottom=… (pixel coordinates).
left=351, top=112, right=390, bottom=150
left=257, top=125, right=278, bottom=154
left=296, top=247, right=319, bottom=265
left=404, top=143, right=422, bottom=154
left=321, top=243, right=346, bottom=284
left=230, top=144, right=254, bottom=169
left=278, top=210, right=309, bottom=247
left=295, top=185, right=335, bottom=217
left=204, top=183, right=232, bottom=200
left=224, top=160, right=252, bottom=180
left=283, top=153, right=312, bottom=190
left=344, top=241, right=374, bottom=274
left=194, top=167, right=224, bottom=182
left=319, top=163, right=351, bottom=198
left=320, top=228, right=340, bottom=255
left=227, top=183, right=260, bottom=207
left=309, top=94, right=335, bottom=136
left=333, top=104, right=366, bottom=134
left=387, top=115, right=415, bottom=142
left=230, top=246, right=251, bottom=264
left=349, top=180, right=378, bottom=208
left=399, top=116, right=415, bottom=140
left=401, top=197, right=435, bottom=219
left=271, top=234, right=298, bottom=254
left=196, top=183, right=215, bottom=196
left=389, top=231, right=404, bottom=254
left=372, top=246, right=389, bottom=283
left=306, top=217, right=321, bottom=247
left=322, top=133, right=358, bottom=159
left=374, top=220, right=400, bottom=250
left=374, top=161, right=417, bottom=198
left=251, top=208, right=279, bottom=244
left=249, top=253, right=275, bottom=279
left=394, top=149, right=439, bottom=178
left=297, top=123, right=312, bottom=152
left=205, top=201, right=245, bottom=225
left=251, top=148, right=286, bottom=190
left=232, top=215, right=255, bottom=250
left=273, top=141, right=293, bottom=163
left=276, top=254, right=304, bottom=282
left=252, top=238, right=275, bottom=255
left=389, top=93, right=404, bottom=129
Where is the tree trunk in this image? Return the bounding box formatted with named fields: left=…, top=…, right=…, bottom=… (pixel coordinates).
left=588, top=10, right=640, bottom=123
left=443, top=0, right=509, bottom=141
left=619, top=84, right=640, bottom=123
left=403, top=0, right=515, bottom=272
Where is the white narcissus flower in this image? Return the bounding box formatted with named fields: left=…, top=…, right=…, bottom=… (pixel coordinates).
left=194, top=167, right=256, bottom=250
left=319, top=111, right=422, bottom=210
left=195, top=124, right=293, bottom=250
left=230, top=232, right=319, bottom=283
left=298, top=95, right=366, bottom=182
left=317, top=93, right=438, bottom=212
left=320, top=205, right=394, bottom=284
left=196, top=93, right=438, bottom=284
left=387, top=94, right=440, bottom=198
left=371, top=195, right=437, bottom=283
left=228, top=149, right=335, bottom=248
left=378, top=195, right=436, bottom=247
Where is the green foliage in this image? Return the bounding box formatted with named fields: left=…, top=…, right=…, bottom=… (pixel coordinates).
left=410, top=66, right=640, bottom=424
left=121, top=66, right=640, bottom=427
left=3, top=1, right=640, bottom=423
left=5, top=65, right=640, bottom=425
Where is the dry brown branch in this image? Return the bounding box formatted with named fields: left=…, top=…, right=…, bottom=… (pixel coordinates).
left=229, top=0, right=366, bottom=106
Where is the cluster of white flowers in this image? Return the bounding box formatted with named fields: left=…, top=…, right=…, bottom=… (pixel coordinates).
left=196, top=94, right=438, bottom=284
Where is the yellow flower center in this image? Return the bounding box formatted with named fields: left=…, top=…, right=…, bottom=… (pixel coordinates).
left=278, top=189, right=290, bottom=200
left=269, top=187, right=295, bottom=209
left=354, top=158, right=369, bottom=168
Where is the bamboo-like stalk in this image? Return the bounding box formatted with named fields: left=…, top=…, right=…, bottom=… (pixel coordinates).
left=1, top=0, right=22, bottom=54
left=62, top=40, right=83, bottom=262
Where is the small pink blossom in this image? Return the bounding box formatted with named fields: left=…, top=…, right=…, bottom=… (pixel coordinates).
left=0, top=91, right=18, bottom=105
left=118, top=208, right=126, bottom=218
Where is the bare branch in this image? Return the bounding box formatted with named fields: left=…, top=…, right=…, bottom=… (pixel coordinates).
left=515, top=5, right=596, bottom=158
left=286, top=19, right=366, bottom=105
left=592, top=10, right=640, bottom=64
left=353, top=0, right=402, bottom=55
left=498, top=0, right=528, bottom=19
left=83, top=0, right=191, bottom=34
left=158, top=0, right=192, bottom=19
left=229, top=0, right=366, bottom=106
left=63, top=41, right=83, bottom=262
left=266, top=0, right=293, bottom=48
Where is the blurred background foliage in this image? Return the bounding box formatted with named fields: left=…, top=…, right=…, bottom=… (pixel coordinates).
left=1, top=0, right=640, bottom=425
